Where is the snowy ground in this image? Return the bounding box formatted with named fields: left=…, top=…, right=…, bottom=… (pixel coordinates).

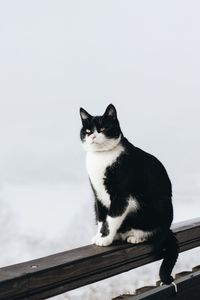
left=0, top=180, right=199, bottom=300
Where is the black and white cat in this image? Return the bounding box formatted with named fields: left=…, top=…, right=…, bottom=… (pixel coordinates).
left=80, top=104, right=178, bottom=284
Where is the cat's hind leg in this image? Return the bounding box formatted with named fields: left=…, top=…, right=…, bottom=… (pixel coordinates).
left=122, top=229, right=154, bottom=244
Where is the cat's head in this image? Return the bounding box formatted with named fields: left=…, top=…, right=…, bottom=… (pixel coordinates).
left=79, top=104, right=122, bottom=152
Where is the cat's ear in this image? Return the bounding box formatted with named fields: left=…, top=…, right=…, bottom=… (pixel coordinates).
left=80, top=107, right=92, bottom=122
left=103, top=104, right=117, bottom=119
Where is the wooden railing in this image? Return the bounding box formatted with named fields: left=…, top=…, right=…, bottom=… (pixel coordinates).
left=0, top=218, right=200, bottom=300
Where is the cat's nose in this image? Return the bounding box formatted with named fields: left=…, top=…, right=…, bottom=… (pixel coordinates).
left=88, top=133, right=97, bottom=144
left=90, top=133, right=96, bottom=140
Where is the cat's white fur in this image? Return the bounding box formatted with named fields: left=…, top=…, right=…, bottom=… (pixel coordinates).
left=91, top=221, right=103, bottom=244
left=86, top=136, right=124, bottom=208
left=119, top=228, right=154, bottom=244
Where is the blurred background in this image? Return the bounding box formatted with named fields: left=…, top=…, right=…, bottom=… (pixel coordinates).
left=0, top=1, right=199, bottom=299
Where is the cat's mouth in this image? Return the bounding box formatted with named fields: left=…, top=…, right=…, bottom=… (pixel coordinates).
left=88, top=140, right=100, bottom=145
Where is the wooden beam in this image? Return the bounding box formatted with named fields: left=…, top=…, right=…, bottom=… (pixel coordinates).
left=0, top=218, right=200, bottom=300
left=113, top=268, right=200, bottom=300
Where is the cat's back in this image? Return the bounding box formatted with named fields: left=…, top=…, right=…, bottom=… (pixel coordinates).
left=122, top=138, right=168, bottom=170
left=122, top=138, right=172, bottom=194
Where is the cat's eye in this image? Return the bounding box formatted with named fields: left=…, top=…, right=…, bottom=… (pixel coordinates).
left=100, top=128, right=106, bottom=132
left=86, top=129, right=91, bottom=133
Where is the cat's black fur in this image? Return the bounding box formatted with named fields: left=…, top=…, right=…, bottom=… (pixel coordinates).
left=80, top=104, right=179, bottom=285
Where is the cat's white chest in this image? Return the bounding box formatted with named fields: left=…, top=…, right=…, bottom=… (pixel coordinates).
left=86, top=145, right=124, bottom=208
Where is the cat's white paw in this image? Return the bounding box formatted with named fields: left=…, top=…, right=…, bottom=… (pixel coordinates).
left=91, top=233, right=102, bottom=244
left=95, top=236, right=113, bottom=246
left=126, top=235, right=146, bottom=244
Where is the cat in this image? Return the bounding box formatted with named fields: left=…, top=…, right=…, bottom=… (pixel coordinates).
left=79, top=104, right=178, bottom=285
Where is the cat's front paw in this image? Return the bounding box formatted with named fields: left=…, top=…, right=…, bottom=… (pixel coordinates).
left=95, top=236, right=113, bottom=246
left=91, top=233, right=102, bottom=244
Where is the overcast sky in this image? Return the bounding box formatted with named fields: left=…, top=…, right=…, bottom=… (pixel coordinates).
left=0, top=0, right=200, bottom=188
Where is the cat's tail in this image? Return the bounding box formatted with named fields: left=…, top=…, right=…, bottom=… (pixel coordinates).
left=157, top=229, right=179, bottom=284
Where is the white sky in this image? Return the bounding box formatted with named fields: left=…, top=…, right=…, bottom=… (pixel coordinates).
left=0, top=0, right=200, bottom=187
